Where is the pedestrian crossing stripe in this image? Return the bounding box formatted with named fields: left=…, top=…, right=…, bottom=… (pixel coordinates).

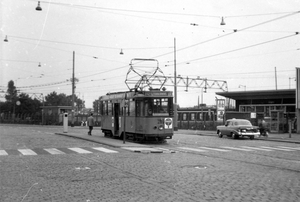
left=93, top=147, right=119, bottom=153
left=177, top=146, right=300, bottom=153
left=0, top=147, right=119, bottom=156
left=69, top=147, right=93, bottom=154
left=0, top=150, right=8, bottom=156
left=18, top=149, right=37, bottom=155
left=44, top=148, right=66, bottom=155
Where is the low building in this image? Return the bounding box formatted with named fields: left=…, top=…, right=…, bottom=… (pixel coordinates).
left=216, top=89, right=296, bottom=133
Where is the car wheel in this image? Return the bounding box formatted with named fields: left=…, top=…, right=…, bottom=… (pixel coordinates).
left=250, top=136, right=254, bottom=140
left=217, top=131, right=223, bottom=138
left=232, top=133, right=237, bottom=139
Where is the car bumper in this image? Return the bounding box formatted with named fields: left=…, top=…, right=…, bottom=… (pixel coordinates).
left=238, top=132, right=260, bottom=137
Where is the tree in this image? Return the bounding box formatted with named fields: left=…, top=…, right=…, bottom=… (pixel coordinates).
left=16, top=93, right=42, bottom=114
left=5, top=80, right=17, bottom=102
left=93, top=99, right=99, bottom=114
left=45, top=91, right=85, bottom=109
left=45, top=92, right=68, bottom=106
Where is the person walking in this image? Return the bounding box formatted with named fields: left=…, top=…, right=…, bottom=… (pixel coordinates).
left=87, top=113, right=95, bottom=135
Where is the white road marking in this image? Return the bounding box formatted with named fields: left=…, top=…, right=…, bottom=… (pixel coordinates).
left=178, top=147, right=207, bottom=152
left=276, top=146, right=300, bottom=151
left=68, top=147, right=92, bottom=154
left=240, top=146, right=272, bottom=151
left=18, top=149, right=37, bottom=155
left=259, top=146, right=294, bottom=151
left=92, top=147, right=118, bottom=153
left=122, top=147, right=162, bottom=152
left=44, top=148, right=66, bottom=155
left=0, top=150, right=8, bottom=156
left=198, top=147, right=230, bottom=152
left=221, top=146, right=253, bottom=151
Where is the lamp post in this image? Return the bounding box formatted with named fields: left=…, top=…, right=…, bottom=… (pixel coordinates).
left=289, top=77, right=296, bottom=89
left=238, top=85, right=246, bottom=91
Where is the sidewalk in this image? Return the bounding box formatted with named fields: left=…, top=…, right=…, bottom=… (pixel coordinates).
left=54, top=126, right=300, bottom=146
left=55, top=127, right=146, bottom=148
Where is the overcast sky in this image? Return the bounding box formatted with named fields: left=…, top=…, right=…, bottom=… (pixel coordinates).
left=1, top=0, right=300, bottom=108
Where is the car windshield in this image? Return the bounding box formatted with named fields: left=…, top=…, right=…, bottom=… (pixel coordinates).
left=236, top=120, right=252, bottom=126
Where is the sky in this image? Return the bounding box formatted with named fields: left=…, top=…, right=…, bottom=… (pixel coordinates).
left=1, top=0, right=300, bottom=108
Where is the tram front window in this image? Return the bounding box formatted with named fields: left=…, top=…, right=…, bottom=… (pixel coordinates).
left=146, top=98, right=170, bottom=116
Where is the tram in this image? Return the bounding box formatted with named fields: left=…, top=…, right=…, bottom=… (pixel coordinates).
left=177, top=107, right=217, bottom=130
left=99, top=89, right=174, bottom=141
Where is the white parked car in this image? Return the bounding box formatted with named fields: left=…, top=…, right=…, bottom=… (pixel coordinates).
left=217, top=119, right=260, bottom=140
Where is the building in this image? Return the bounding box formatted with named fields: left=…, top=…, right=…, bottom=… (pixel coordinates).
left=216, top=89, right=296, bottom=133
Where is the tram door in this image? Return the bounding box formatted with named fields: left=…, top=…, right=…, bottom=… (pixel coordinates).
left=114, top=103, right=120, bottom=135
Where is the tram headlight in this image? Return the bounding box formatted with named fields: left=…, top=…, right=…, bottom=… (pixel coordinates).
left=158, top=125, right=164, bottom=131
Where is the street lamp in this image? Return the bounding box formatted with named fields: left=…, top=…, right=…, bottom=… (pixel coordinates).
left=220, top=17, right=226, bottom=25
left=238, top=85, right=246, bottom=91
left=289, top=77, right=296, bottom=89
left=36, top=1, right=42, bottom=11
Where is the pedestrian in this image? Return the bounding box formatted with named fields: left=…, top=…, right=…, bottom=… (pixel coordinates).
left=87, top=113, right=95, bottom=135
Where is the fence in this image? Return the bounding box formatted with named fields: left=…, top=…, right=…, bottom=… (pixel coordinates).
left=0, top=112, right=101, bottom=126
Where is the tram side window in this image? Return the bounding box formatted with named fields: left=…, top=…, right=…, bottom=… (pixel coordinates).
left=129, top=100, right=135, bottom=116
left=144, top=100, right=149, bottom=116
left=183, top=113, right=187, bottom=121
left=103, top=101, right=108, bottom=115
left=191, top=113, right=195, bottom=121
left=136, top=100, right=144, bottom=117
left=108, top=102, right=112, bottom=116
left=99, top=101, right=104, bottom=115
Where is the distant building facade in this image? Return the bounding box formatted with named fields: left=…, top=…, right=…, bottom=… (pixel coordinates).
left=216, top=89, right=296, bottom=133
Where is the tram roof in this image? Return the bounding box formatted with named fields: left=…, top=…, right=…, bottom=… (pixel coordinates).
left=216, top=89, right=295, bottom=100
left=100, top=90, right=173, bottom=100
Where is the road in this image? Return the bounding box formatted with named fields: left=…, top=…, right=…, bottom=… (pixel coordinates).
left=0, top=124, right=299, bottom=202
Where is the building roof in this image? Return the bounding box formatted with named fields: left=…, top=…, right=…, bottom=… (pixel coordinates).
left=216, top=89, right=295, bottom=100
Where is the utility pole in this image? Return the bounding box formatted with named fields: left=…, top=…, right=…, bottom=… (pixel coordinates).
left=71, top=51, right=75, bottom=127
left=174, top=38, right=178, bottom=131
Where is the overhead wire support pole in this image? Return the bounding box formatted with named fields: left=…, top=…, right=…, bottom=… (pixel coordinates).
left=71, top=51, right=75, bottom=127
left=174, top=38, right=178, bottom=131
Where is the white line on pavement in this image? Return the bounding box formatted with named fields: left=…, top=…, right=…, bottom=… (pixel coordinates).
left=259, top=146, right=294, bottom=151
left=44, top=148, right=66, bottom=155
left=178, top=147, right=207, bottom=152
left=221, top=146, right=253, bottom=151
left=240, top=146, right=272, bottom=151
left=18, top=149, right=37, bottom=155
left=198, top=147, right=230, bottom=152
left=0, top=150, right=8, bottom=156
left=92, top=147, right=118, bottom=153
left=68, top=147, right=93, bottom=154
left=276, top=146, right=300, bottom=151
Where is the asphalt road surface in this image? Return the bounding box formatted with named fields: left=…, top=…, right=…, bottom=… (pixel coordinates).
left=1, top=125, right=299, bottom=202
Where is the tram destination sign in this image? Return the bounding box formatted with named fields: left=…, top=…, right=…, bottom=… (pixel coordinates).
left=144, top=92, right=172, bottom=97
